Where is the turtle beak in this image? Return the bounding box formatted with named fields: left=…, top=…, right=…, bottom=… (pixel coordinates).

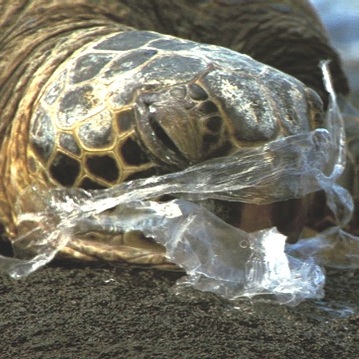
left=134, top=84, right=232, bottom=169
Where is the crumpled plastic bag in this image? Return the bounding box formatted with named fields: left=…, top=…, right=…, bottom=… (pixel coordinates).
left=1, top=62, right=358, bottom=307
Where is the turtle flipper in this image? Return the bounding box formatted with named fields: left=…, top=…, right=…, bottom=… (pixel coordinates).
left=60, top=232, right=179, bottom=270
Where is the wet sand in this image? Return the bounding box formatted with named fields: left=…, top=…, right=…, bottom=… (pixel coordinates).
left=1, top=262, right=359, bottom=358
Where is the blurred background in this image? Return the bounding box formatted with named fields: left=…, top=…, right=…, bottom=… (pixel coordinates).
left=311, top=0, right=359, bottom=106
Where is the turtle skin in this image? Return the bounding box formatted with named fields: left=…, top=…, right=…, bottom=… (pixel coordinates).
left=0, top=0, right=351, bottom=266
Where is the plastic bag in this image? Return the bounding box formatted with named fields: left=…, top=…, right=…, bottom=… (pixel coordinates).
left=0, top=63, right=357, bottom=306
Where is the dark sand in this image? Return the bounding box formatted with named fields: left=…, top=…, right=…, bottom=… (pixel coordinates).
left=1, top=259, right=359, bottom=358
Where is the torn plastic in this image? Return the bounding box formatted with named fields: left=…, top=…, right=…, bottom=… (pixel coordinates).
left=0, top=63, right=357, bottom=306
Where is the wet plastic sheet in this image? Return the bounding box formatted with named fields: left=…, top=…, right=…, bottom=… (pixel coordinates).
left=0, top=63, right=357, bottom=306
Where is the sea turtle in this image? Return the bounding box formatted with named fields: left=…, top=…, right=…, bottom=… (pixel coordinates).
left=0, top=0, right=353, bottom=268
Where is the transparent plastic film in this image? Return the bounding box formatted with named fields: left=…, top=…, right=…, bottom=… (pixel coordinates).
left=286, top=62, right=359, bottom=270
left=0, top=63, right=357, bottom=306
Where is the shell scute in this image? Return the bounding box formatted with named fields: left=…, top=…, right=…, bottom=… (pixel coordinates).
left=59, top=133, right=81, bottom=156
left=29, top=109, right=56, bottom=163
left=77, top=110, right=114, bottom=149
left=115, top=108, right=135, bottom=133
left=85, top=154, right=120, bottom=183
left=149, top=38, right=197, bottom=51
left=120, top=136, right=152, bottom=166
left=44, top=70, right=67, bottom=106
left=71, top=53, right=114, bottom=84
left=94, top=31, right=162, bottom=51
left=138, top=54, right=208, bottom=84
left=58, top=84, right=99, bottom=128
left=103, top=49, right=158, bottom=78
left=49, top=152, right=81, bottom=187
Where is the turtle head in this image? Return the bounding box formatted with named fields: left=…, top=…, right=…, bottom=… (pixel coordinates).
left=133, top=61, right=326, bottom=243
left=134, top=60, right=325, bottom=172
left=134, top=81, right=232, bottom=169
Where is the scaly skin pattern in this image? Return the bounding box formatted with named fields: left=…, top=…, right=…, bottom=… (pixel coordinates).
left=0, top=0, right=350, bottom=265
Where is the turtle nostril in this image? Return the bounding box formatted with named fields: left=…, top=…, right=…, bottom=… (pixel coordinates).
left=149, top=114, right=181, bottom=155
